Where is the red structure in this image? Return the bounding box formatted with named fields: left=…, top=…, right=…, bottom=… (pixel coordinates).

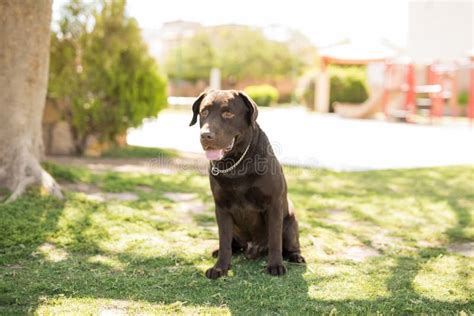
left=404, top=63, right=416, bottom=115
left=382, top=61, right=465, bottom=123
left=469, top=56, right=474, bottom=122
left=427, top=63, right=444, bottom=118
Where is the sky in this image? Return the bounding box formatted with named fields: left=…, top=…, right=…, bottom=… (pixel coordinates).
left=53, top=0, right=410, bottom=48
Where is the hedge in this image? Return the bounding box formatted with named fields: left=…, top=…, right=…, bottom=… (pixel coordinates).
left=303, top=66, right=369, bottom=111
left=244, top=85, right=279, bottom=107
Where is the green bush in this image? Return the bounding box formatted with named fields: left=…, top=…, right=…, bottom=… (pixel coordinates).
left=458, top=90, right=469, bottom=107
left=166, top=27, right=305, bottom=83
left=329, top=66, right=368, bottom=105
left=244, top=85, right=279, bottom=107
left=302, top=66, right=368, bottom=111
left=48, top=0, right=167, bottom=153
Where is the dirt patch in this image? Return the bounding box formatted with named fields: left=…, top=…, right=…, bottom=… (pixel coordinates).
left=136, top=185, right=152, bottom=193
left=322, top=209, right=364, bottom=228
left=5, top=263, right=22, bottom=270
left=163, top=192, right=198, bottom=202
left=164, top=192, right=208, bottom=213
left=370, top=231, right=403, bottom=250
left=327, top=209, right=345, bottom=216
left=322, top=209, right=402, bottom=253
left=309, top=235, right=381, bottom=262
left=341, top=246, right=380, bottom=262
left=35, top=243, right=69, bottom=262
left=61, top=182, right=100, bottom=194
left=447, top=242, right=474, bottom=257
left=416, top=240, right=443, bottom=248
left=119, top=233, right=165, bottom=246
left=176, top=201, right=208, bottom=214
left=101, top=192, right=139, bottom=202
left=48, top=152, right=209, bottom=175
left=100, top=309, right=127, bottom=316
left=61, top=182, right=139, bottom=202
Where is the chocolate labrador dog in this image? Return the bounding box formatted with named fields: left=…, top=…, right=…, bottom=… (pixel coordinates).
left=189, top=90, right=305, bottom=279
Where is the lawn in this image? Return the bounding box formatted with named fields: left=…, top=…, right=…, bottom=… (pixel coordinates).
left=0, top=155, right=473, bottom=314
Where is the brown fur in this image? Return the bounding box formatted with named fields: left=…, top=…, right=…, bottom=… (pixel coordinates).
left=190, top=90, right=305, bottom=279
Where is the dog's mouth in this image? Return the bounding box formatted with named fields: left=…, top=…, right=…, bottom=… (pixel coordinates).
left=204, top=137, right=236, bottom=161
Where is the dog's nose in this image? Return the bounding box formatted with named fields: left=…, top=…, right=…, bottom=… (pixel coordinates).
left=201, top=132, right=215, bottom=141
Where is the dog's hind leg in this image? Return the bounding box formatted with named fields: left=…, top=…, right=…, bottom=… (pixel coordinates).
left=244, top=242, right=268, bottom=260
left=282, top=213, right=305, bottom=263
left=212, top=237, right=247, bottom=258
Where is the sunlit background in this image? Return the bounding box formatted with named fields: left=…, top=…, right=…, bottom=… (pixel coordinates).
left=55, top=0, right=410, bottom=46
left=2, top=1, right=474, bottom=314
left=46, top=0, right=474, bottom=170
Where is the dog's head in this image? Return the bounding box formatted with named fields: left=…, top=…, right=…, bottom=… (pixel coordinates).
left=189, top=89, right=258, bottom=161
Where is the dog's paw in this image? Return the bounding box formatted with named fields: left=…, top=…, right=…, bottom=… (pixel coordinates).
left=266, top=263, right=287, bottom=276
left=205, top=266, right=228, bottom=279
left=244, top=244, right=267, bottom=260
left=287, top=253, right=306, bottom=264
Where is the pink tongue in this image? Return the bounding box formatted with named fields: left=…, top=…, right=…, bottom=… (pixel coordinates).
left=205, top=149, right=224, bottom=160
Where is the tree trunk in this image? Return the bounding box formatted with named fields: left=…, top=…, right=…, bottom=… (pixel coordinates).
left=0, top=0, right=62, bottom=202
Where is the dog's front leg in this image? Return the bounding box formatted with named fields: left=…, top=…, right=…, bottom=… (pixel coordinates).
left=206, top=208, right=233, bottom=279
left=266, top=203, right=286, bottom=276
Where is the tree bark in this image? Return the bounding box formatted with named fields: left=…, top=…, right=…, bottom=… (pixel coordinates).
left=0, top=0, right=62, bottom=202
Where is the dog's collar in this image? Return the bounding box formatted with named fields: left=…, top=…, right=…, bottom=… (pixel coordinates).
left=210, top=134, right=252, bottom=176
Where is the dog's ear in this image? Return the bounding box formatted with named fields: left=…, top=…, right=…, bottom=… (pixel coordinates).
left=189, top=91, right=207, bottom=126
left=238, top=91, right=258, bottom=128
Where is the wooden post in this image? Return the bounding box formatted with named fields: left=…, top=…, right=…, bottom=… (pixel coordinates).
left=382, top=62, right=392, bottom=117
left=449, top=67, right=459, bottom=117
left=469, top=56, right=474, bottom=123
left=315, top=57, right=330, bottom=113
left=210, top=68, right=221, bottom=90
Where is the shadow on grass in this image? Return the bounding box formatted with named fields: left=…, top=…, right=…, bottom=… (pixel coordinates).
left=3, top=250, right=471, bottom=314
left=290, top=166, right=474, bottom=242
left=1, top=164, right=474, bottom=314
left=0, top=193, right=309, bottom=313
left=0, top=199, right=472, bottom=314
left=446, top=198, right=472, bottom=241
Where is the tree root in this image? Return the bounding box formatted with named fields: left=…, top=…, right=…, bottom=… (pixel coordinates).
left=5, top=175, right=36, bottom=203
left=4, top=157, right=63, bottom=203
left=0, top=167, right=5, bottom=184
left=39, top=166, right=63, bottom=199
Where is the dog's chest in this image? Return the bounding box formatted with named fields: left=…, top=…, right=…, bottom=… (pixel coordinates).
left=214, top=182, right=270, bottom=213
left=225, top=186, right=268, bottom=236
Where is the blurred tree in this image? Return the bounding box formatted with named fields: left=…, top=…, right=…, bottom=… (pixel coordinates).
left=165, top=26, right=304, bottom=83
left=49, top=0, right=168, bottom=153
left=165, top=32, right=216, bottom=82
left=48, top=0, right=92, bottom=151
left=0, top=0, right=62, bottom=202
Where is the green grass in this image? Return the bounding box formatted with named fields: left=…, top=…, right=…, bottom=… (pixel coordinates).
left=0, top=162, right=473, bottom=314
left=101, top=145, right=179, bottom=159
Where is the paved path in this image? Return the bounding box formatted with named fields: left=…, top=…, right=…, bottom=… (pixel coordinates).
left=127, top=107, right=474, bottom=171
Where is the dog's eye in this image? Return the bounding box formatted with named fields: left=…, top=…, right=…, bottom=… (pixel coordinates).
left=200, top=109, right=209, bottom=117
left=222, top=111, right=235, bottom=119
